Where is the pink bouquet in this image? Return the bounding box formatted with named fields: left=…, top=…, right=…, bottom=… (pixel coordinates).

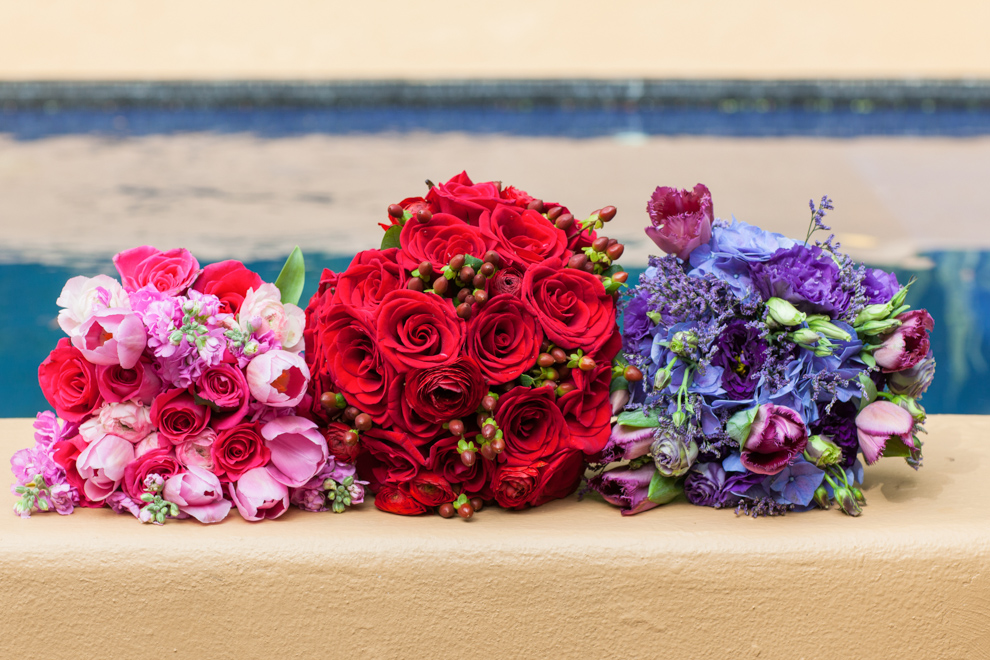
left=11, top=246, right=365, bottom=524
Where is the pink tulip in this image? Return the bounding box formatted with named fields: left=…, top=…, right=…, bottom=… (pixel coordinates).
left=164, top=467, right=231, bottom=523
left=261, top=416, right=328, bottom=487
left=76, top=434, right=135, bottom=501
left=874, top=310, right=934, bottom=373
left=228, top=467, right=289, bottom=521
left=586, top=464, right=660, bottom=516
left=645, top=184, right=713, bottom=261
left=856, top=400, right=915, bottom=465
left=71, top=308, right=147, bottom=369
left=246, top=350, right=310, bottom=408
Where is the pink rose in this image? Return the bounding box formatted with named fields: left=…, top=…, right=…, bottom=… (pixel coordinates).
left=228, top=467, right=290, bottom=521
left=150, top=389, right=212, bottom=444
left=195, top=363, right=250, bottom=429
left=98, top=402, right=153, bottom=443
left=113, top=245, right=200, bottom=295
left=175, top=428, right=217, bottom=470
left=97, top=360, right=161, bottom=405
left=122, top=448, right=182, bottom=500
left=856, top=400, right=915, bottom=465
left=874, top=310, right=935, bottom=373
left=71, top=308, right=147, bottom=369
left=246, top=350, right=310, bottom=408
left=261, top=416, right=328, bottom=488
left=164, top=467, right=232, bottom=523
left=76, top=434, right=135, bottom=502
left=645, top=184, right=713, bottom=260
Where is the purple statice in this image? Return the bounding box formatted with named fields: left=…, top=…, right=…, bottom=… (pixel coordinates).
left=750, top=244, right=851, bottom=318
left=621, top=287, right=654, bottom=358
left=710, top=319, right=767, bottom=400
left=861, top=267, right=900, bottom=305
left=810, top=400, right=860, bottom=468
left=804, top=195, right=834, bottom=244
left=639, top=255, right=737, bottom=329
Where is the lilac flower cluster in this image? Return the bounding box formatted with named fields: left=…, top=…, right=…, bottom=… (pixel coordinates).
left=592, top=185, right=936, bottom=517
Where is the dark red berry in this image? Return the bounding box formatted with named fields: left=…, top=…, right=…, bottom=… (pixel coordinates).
left=556, top=383, right=576, bottom=396
left=555, top=214, right=575, bottom=231
left=354, top=413, right=373, bottom=432
left=606, top=243, right=625, bottom=260
left=464, top=295, right=476, bottom=306
left=613, top=271, right=629, bottom=284
left=479, top=262, right=496, bottom=277
left=472, top=273, right=487, bottom=289
left=387, top=204, right=404, bottom=219
left=557, top=366, right=572, bottom=379
left=449, top=419, right=465, bottom=436
left=343, top=406, right=360, bottom=421
left=550, top=347, right=567, bottom=363
left=449, top=255, right=466, bottom=271
left=480, top=443, right=497, bottom=461
left=473, top=290, right=488, bottom=305
left=458, top=503, right=474, bottom=519
left=491, top=438, right=506, bottom=453
left=567, top=253, right=588, bottom=270
left=458, top=266, right=475, bottom=283
left=599, top=205, right=617, bottom=222
left=460, top=450, right=477, bottom=468
left=456, top=302, right=472, bottom=319
left=481, top=395, right=496, bottom=411
left=537, top=353, right=555, bottom=368
left=343, top=430, right=360, bottom=446
left=457, top=288, right=470, bottom=303
left=433, top=277, right=449, bottom=295
left=582, top=261, right=596, bottom=273
left=438, top=502, right=456, bottom=518
left=470, top=498, right=483, bottom=512
left=546, top=206, right=563, bottom=221
left=579, top=356, right=596, bottom=371
left=418, top=260, right=434, bottom=279
left=319, top=392, right=337, bottom=411
left=592, top=236, right=609, bottom=252
left=483, top=251, right=501, bottom=266
left=416, top=209, right=433, bottom=224
left=543, top=368, right=559, bottom=382
left=482, top=424, right=497, bottom=440
left=406, top=277, right=425, bottom=292
left=526, top=199, right=545, bottom=213
left=624, top=366, right=644, bottom=382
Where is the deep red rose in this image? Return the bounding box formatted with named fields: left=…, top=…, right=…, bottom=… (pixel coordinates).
left=403, top=356, right=486, bottom=424
left=495, top=386, right=571, bottom=466
left=211, top=422, right=270, bottom=482
left=374, top=484, right=428, bottom=515
left=427, top=433, right=494, bottom=499
left=500, top=185, right=536, bottom=207
left=150, top=389, right=211, bottom=445
left=588, top=325, right=623, bottom=364
left=356, top=428, right=428, bottom=491
left=482, top=205, right=569, bottom=270
left=529, top=449, right=586, bottom=507
left=96, top=359, right=160, bottom=406
left=38, top=338, right=103, bottom=423
left=386, top=377, right=442, bottom=441
left=122, top=448, right=182, bottom=500
left=375, top=289, right=465, bottom=373
left=51, top=435, right=102, bottom=508
left=319, top=304, right=394, bottom=424
left=557, top=363, right=613, bottom=458
left=406, top=471, right=456, bottom=507
left=425, top=171, right=505, bottom=226
left=465, top=295, right=541, bottom=385
left=113, top=246, right=200, bottom=295
left=491, top=267, right=525, bottom=297
left=521, top=258, right=616, bottom=353
left=320, top=421, right=361, bottom=464
left=194, top=363, right=250, bottom=430
left=191, top=260, right=263, bottom=315
left=492, top=461, right=540, bottom=509
left=332, top=249, right=407, bottom=309
left=378, top=197, right=431, bottom=231
left=398, top=212, right=495, bottom=273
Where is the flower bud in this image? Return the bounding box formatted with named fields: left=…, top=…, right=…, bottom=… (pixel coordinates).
left=653, top=367, right=671, bottom=391
left=854, top=303, right=892, bottom=326
left=668, top=330, right=698, bottom=359
left=888, top=353, right=936, bottom=398
left=834, top=486, right=862, bottom=516
left=807, top=318, right=852, bottom=341
left=803, top=434, right=843, bottom=468
left=812, top=485, right=831, bottom=509
left=790, top=328, right=821, bottom=345
left=856, top=318, right=902, bottom=336
left=890, top=394, right=926, bottom=423
left=890, top=285, right=909, bottom=309
left=766, top=298, right=807, bottom=326
left=651, top=432, right=698, bottom=478
left=671, top=410, right=688, bottom=427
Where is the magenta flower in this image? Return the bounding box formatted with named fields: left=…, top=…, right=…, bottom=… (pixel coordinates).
left=246, top=349, right=310, bottom=408
left=856, top=400, right=915, bottom=465
left=228, top=467, right=289, bottom=521
left=740, top=404, right=808, bottom=475
left=113, top=245, right=200, bottom=295
left=586, top=463, right=659, bottom=516
left=645, top=184, right=713, bottom=260
left=261, top=416, right=328, bottom=488
left=874, top=310, right=935, bottom=373
left=163, top=467, right=232, bottom=523
left=76, top=434, right=135, bottom=502
left=71, top=309, right=147, bottom=369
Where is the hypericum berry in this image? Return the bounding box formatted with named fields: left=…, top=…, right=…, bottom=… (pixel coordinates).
left=612, top=271, right=629, bottom=284
left=543, top=368, right=559, bottom=382
left=470, top=498, right=484, bottom=512
left=481, top=395, right=496, bottom=411
left=483, top=251, right=501, bottom=266
left=406, top=277, right=425, bottom=292
left=555, top=214, right=575, bottom=231
left=354, top=413, right=373, bottom=432
left=458, top=503, right=474, bottom=519
left=479, top=262, right=496, bottom=277
left=582, top=261, right=596, bottom=273
left=537, top=353, right=555, bottom=368
left=482, top=424, right=497, bottom=440
left=457, top=288, right=470, bottom=303
left=550, top=347, right=568, bottom=363
left=432, top=277, right=449, bottom=295
left=343, top=406, right=360, bottom=421
left=416, top=209, right=433, bottom=224
left=490, top=438, right=506, bottom=454
left=464, top=295, right=476, bottom=306
left=387, top=204, right=404, bottom=219
left=458, top=265, right=475, bottom=283
left=473, top=290, right=488, bottom=305
left=472, top=273, right=487, bottom=289
left=449, top=254, right=466, bottom=272
left=599, top=205, right=617, bottom=222
left=449, top=419, right=465, bottom=436
left=624, top=365, right=644, bottom=382
left=526, top=199, right=545, bottom=213
left=480, top=443, right=497, bottom=461
left=418, top=260, right=434, bottom=279
left=438, top=502, right=456, bottom=518
left=319, top=392, right=337, bottom=411
left=606, top=243, right=625, bottom=260
left=567, top=253, right=588, bottom=270
left=592, top=236, right=610, bottom=252
left=546, top=206, right=563, bottom=221
left=579, top=356, right=596, bottom=371
left=460, top=450, right=477, bottom=468
left=557, top=366, right=572, bottom=379
left=556, top=382, right=576, bottom=396
left=343, top=430, right=360, bottom=446
left=456, top=302, right=473, bottom=319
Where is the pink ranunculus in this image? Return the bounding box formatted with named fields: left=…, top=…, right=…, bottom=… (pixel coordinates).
left=150, top=388, right=211, bottom=444
left=261, top=416, right=328, bottom=487
left=874, top=310, right=935, bottom=373
left=195, top=362, right=250, bottom=429
left=228, top=467, right=290, bottom=521
left=96, top=360, right=161, bottom=405
left=56, top=274, right=129, bottom=336
left=856, top=400, right=916, bottom=465
left=175, top=428, right=217, bottom=470
left=245, top=350, right=310, bottom=408
left=645, top=184, right=713, bottom=261
left=113, top=245, right=201, bottom=295
left=76, top=434, right=135, bottom=502
left=740, top=404, right=808, bottom=475
left=71, top=308, right=147, bottom=369
left=98, top=401, right=153, bottom=443
left=239, top=283, right=306, bottom=353
left=164, top=467, right=232, bottom=523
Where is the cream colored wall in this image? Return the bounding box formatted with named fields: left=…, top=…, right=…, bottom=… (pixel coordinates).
left=0, top=1, right=988, bottom=80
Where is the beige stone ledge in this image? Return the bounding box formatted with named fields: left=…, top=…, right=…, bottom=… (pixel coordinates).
left=0, top=1, right=988, bottom=80
left=2, top=415, right=989, bottom=659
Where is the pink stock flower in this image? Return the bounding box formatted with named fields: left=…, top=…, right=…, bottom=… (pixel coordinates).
left=261, top=416, right=328, bottom=487
left=228, top=467, right=289, bottom=521
left=71, top=308, right=147, bottom=369
left=645, top=184, right=713, bottom=261
left=246, top=350, right=310, bottom=408
left=76, top=434, right=135, bottom=502
left=740, top=404, right=808, bottom=475
left=856, top=400, right=915, bottom=465
left=874, top=310, right=935, bottom=373
left=113, top=246, right=200, bottom=295
left=163, top=467, right=232, bottom=523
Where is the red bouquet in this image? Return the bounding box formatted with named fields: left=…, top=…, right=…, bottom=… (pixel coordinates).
left=304, top=171, right=639, bottom=518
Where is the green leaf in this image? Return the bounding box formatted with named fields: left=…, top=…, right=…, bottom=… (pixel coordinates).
left=857, top=372, right=878, bottom=410
left=859, top=351, right=877, bottom=369
left=519, top=374, right=535, bottom=387
left=616, top=408, right=661, bottom=428
left=380, top=225, right=402, bottom=250
left=881, top=437, right=912, bottom=458
left=609, top=376, right=629, bottom=394
left=726, top=406, right=760, bottom=446
left=647, top=471, right=682, bottom=505
left=274, top=246, right=305, bottom=306
left=463, top=255, right=483, bottom=269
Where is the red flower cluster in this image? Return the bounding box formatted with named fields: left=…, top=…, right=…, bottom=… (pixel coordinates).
left=305, top=172, right=629, bottom=518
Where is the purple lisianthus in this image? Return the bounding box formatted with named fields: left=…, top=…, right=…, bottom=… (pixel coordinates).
left=750, top=244, right=851, bottom=318
left=684, top=461, right=762, bottom=508
left=861, top=268, right=900, bottom=305
left=810, top=400, right=860, bottom=468
left=711, top=319, right=767, bottom=400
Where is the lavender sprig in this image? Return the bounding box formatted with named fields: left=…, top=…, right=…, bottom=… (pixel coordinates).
left=804, top=195, right=834, bottom=245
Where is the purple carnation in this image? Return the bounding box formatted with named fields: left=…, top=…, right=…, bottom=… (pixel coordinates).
left=684, top=462, right=761, bottom=508
left=750, top=244, right=851, bottom=318
left=810, top=400, right=859, bottom=468
left=711, top=319, right=767, bottom=400
left=861, top=268, right=900, bottom=305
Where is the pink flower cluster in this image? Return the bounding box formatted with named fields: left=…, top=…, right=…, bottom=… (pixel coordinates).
left=12, top=246, right=364, bottom=524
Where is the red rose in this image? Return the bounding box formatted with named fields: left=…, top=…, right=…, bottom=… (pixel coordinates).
left=374, top=484, right=428, bottom=515
left=38, top=338, right=103, bottom=423
left=356, top=428, right=428, bottom=491
left=406, top=471, right=456, bottom=507
left=191, top=260, right=263, bottom=315
left=194, top=363, right=250, bottom=430
left=51, top=435, right=102, bottom=508
left=495, top=386, right=570, bottom=466
left=211, top=422, right=270, bottom=482
left=398, top=212, right=495, bottom=272
left=492, top=462, right=540, bottom=509
left=465, top=295, right=541, bottom=385
left=320, top=421, right=361, bottom=464
left=500, top=185, right=536, bottom=207
left=425, top=171, right=505, bottom=225
left=122, top=448, right=182, bottom=500
left=386, top=377, right=442, bottom=441
left=332, top=249, right=407, bottom=310
left=96, top=359, right=160, bottom=406
left=557, top=363, right=613, bottom=458
left=113, top=245, right=200, bottom=295
left=319, top=304, right=394, bottom=424
left=521, top=258, right=616, bottom=353
left=375, top=290, right=465, bottom=373
left=491, top=267, right=524, bottom=297
left=492, top=450, right=584, bottom=510
left=482, top=205, right=569, bottom=269
left=403, top=356, right=486, bottom=424
left=427, top=433, right=494, bottom=499
left=150, top=389, right=211, bottom=444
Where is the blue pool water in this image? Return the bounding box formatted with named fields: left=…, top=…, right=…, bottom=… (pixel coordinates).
left=3, top=251, right=987, bottom=417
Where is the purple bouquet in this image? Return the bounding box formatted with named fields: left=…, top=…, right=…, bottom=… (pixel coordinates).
left=590, top=185, right=935, bottom=517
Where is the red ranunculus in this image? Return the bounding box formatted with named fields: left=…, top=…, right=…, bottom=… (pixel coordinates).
left=557, top=362, right=613, bottom=459
left=51, top=435, right=102, bottom=508
left=356, top=428, right=428, bottom=492
left=374, top=484, right=428, bottom=515
left=375, top=290, right=465, bottom=373
left=122, top=448, right=182, bottom=500
left=386, top=377, right=443, bottom=442
left=113, top=245, right=200, bottom=295
left=332, top=248, right=407, bottom=309
left=211, top=422, right=270, bottom=482
left=482, top=205, right=569, bottom=269
left=522, top=258, right=616, bottom=353
left=424, top=171, right=505, bottom=226
left=191, top=259, right=263, bottom=315
left=406, top=471, right=456, bottom=507
left=492, top=461, right=540, bottom=509
left=491, top=267, right=525, bottom=297
left=465, top=295, right=541, bottom=385
left=38, top=338, right=103, bottom=423
left=194, top=362, right=250, bottom=430
left=320, top=421, right=361, bottom=464
left=319, top=304, right=394, bottom=424
left=427, top=433, right=494, bottom=499
left=495, top=386, right=571, bottom=466
left=403, top=356, right=486, bottom=424
left=150, top=389, right=211, bottom=445
left=398, top=212, right=495, bottom=273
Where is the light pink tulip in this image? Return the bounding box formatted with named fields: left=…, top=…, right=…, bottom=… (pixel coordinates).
left=246, top=350, right=310, bottom=408
left=228, top=467, right=289, bottom=521
left=76, top=434, right=135, bottom=502
left=56, top=274, right=129, bottom=336
left=71, top=308, right=147, bottom=369
left=261, top=416, right=328, bottom=487
left=134, top=431, right=160, bottom=457
left=856, top=400, right=915, bottom=465
left=164, top=467, right=231, bottom=523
